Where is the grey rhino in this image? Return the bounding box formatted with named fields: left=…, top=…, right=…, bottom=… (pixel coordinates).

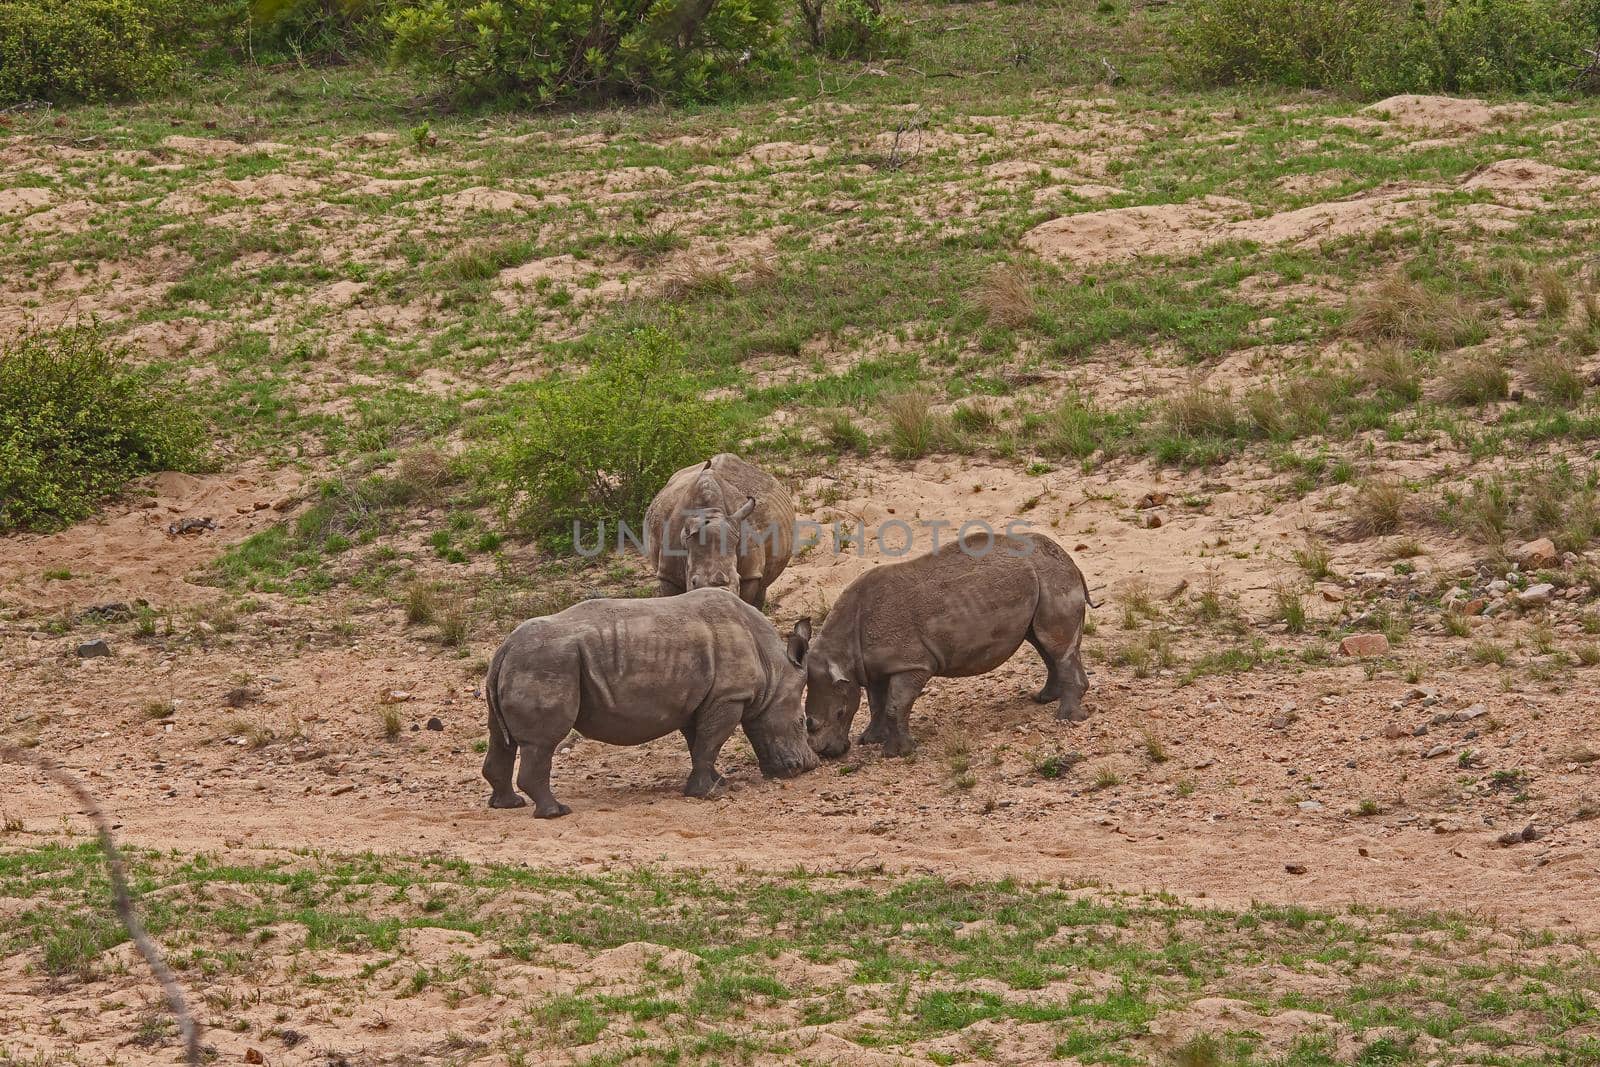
left=644, top=454, right=795, bottom=609
left=483, top=588, right=818, bottom=817
left=804, top=530, right=1092, bottom=759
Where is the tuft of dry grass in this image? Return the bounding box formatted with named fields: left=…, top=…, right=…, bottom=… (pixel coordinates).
left=974, top=264, right=1037, bottom=328
left=437, top=594, right=472, bottom=648
left=405, top=582, right=437, bottom=626
left=381, top=705, right=403, bottom=740
left=1359, top=343, right=1423, bottom=401
left=395, top=446, right=453, bottom=505
left=883, top=390, right=949, bottom=459
left=1348, top=479, right=1410, bottom=539
left=1164, top=382, right=1240, bottom=438
left=1537, top=267, right=1572, bottom=319
left=1439, top=349, right=1508, bottom=406
left=1567, top=291, right=1600, bottom=355
left=659, top=258, right=737, bottom=301
left=1526, top=351, right=1585, bottom=406
left=1293, top=538, right=1334, bottom=580
left=1274, top=582, right=1308, bottom=634
left=1345, top=274, right=1481, bottom=351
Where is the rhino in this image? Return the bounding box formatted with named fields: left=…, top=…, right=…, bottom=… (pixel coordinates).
left=804, top=530, right=1092, bottom=759
left=483, top=588, right=818, bottom=817
left=644, top=454, right=795, bottom=609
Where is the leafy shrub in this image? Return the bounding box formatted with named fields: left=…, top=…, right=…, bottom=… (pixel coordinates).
left=1173, top=0, right=1598, bottom=96
left=484, top=326, right=728, bottom=543
left=387, top=0, right=788, bottom=106
left=0, top=0, right=187, bottom=103
left=796, top=0, right=906, bottom=59
left=195, top=0, right=388, bottom=64
left=0, top=326, right=205, bottom=531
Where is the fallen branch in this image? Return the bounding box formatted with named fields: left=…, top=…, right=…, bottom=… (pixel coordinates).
left=0, top=745, right=202, bottom=1065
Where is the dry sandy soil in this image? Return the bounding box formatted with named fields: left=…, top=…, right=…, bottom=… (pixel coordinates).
left=3, top=77, right=1600, bottom=1065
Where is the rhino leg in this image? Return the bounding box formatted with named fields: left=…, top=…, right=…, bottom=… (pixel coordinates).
left=858, top=679, right=891, bottom=744
left=684, top=701, right=743, bottom=798
left=1056, top=652, right=1089, bottom=723
left=483, top=727, right=526, bottom=809
left=880, top=671, right=929, bottom=758
left=657, top=576, right=685, bottom=598
left=1028, top=590, right=1089, bottom=723
left=517, top=741, right=571, bottom=819
left=1026, top=629, right=1063, bottom=705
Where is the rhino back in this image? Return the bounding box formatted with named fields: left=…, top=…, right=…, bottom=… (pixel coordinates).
left=515, top=594, right=774, bottom=745
left=824, top=536, right=1044, bottom=677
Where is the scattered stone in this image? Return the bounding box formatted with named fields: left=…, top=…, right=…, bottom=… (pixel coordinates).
left=76, top=639, right=111, bottom=659
left=1320, top=587, right=1345, bottom=603
left=1269, top=713, right=1293, bottom=730
left=1422, top=743, right=1452, bottom=758
left=1161, top=578, right=1189, bottom=600
left=1382, top=723, right=1409, bottom=740
left=1296, top=800, right=1325, bottom=813
left=78, top=602, right=132, bottom=622
left=1144, top=512, right=1164, bottom=529
left=165, top=516, right=217, bottom=538
left=246, top=1048, right=265, bottom=1064
left=1516, top=538, right=1558, bottom=568
left=1496, top=823, right=1541, bottom=847
left=223, top=687, right=261, bottom=708
left=1339, top=633, right=1390, bottom=657
left=380, top=689, right=413, bottom=704
left=1459, top=598, right=1486, bottom=616
left=1517, top=584, right=1555, bottom=608
left=1137, top=491, right=1168, bottom=509
left=1488, top=580, right=1510, bottom=594
left=330, top=783, right=356, bottom=797
left=1284, top=862, right=1308, bottom=875
left=425, top=716, right=444, bottom=731
left=1412, top=723, right=1428, bottom=736
left=1456, top=704, right=1488, bottom=722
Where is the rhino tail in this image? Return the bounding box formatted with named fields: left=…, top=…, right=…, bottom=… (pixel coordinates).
left=485, top=644, right=516, bottom=754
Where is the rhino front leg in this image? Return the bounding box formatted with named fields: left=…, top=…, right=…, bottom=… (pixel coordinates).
left=739, top=577, right=766, bottom=610
left=859, top=678, right=891, bottom=744
left=517, top=742, right=571, bottom=819
left=880, top=671, right=930, bottom=758
left=684, top=701, right=743, bottom=798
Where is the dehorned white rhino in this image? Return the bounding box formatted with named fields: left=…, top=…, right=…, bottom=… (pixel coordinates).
left=644, top=453, right=795, bottom=609
left=804, top=530, right=1092, bottom=759
left=483, top=588, right=818, bottom=817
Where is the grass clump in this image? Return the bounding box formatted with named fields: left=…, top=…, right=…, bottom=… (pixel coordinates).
left=0, top=325, right=205, bottom=531
left=883, top=390, right=952, bottom=460
left=1439, top=350, right=1509, bottom=406
left=1348, top=479, right=1410, bottom=538
left=1526, top=352, right=1585, bottom=406
left=484, top=326, right=727, bottom=544
left=974, top=264, right=1037, bottom=328
left=1345, top=275, right=1482, bottom=352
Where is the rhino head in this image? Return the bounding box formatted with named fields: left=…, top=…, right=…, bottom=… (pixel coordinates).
left=743, top=618, right=821, bottom=777
left=682, top=470, right=756, bottom=595
left=804, top=651, right=861, bottom=759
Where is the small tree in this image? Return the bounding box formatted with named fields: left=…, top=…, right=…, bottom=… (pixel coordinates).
left=486, top=327, right=728, bottom=546
left=0, top=325, right=205, bottom=530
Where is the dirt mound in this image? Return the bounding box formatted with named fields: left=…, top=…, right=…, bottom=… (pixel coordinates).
left=1359, top=94, right=1525, bottom=132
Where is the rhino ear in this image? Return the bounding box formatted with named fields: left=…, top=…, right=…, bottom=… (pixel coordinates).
left=786, top=618, right=811, bottom=667
left=731, top=496, right=756, bottom=524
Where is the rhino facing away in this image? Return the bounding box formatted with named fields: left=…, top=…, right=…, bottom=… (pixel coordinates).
left=804, top=530, right=1091, bottom=759
left=483, top=588, right=818, bottom=817
left=644, top=454, right=795, bottom=609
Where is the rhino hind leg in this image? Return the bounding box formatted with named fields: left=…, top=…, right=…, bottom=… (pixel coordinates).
left=517, top=742, right=571, bottom=818
left=1025, top=629, right=1063, bottom=705
left=880, top=671, right=929, bottom=758
left=858, top=679, right=891, bottom=744
left=684, top=701, right=743, bottom=798
left=483, top=729, right=526, bottom=809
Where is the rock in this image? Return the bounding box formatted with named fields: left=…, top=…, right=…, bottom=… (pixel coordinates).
left=1516, top=538, right=1558, bottom=568
left=330, top=783, right=356, bottom=796
left=425, top=716, right=444, bottom=731
left=1517, top=583, right=1555, bottom=608
left=1269, top=713, right=1293, bottom=730
left=76, top=639, right=112, bottom=659
left=1284, top=862, right=1308, bottom=875
left=1422, top=743, right=1452, bottom=758
left=1456, top=704, right=1488, bottom=722
left=1459, top=598, right=1486, bottom=616
left=1488, top=580, right=1510, bottom=594
left=223, top=687, right=261, bottom=708
left=1496, top=823, right=1541, bottom=847
left=1296, top=800, right=1325, bottom=813
left=1339, top=633, right=1390, bottom=657
left=1319, top=587, right=1345, bottom=603
left=1382, top=723, right=1409, bottom=740
left=1412, top=723, right=1428, bottom=736
left=246, top=1048, right=265, bottom=1064
left=1144, top=512, right=1163, bottom=529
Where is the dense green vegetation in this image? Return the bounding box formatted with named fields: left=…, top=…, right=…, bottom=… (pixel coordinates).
left=0, top=326, right=205, bottom=531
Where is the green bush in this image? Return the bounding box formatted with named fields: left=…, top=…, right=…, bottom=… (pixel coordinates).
left=1173, top=0, right=1599, bottom=96
left=386, top=0, right=788, bottom=105
left=0, top=0, right=187, bottom=103
left=795, top=0, right=907, bottom=59
left=483, top=327, right=728, bottom=543
left=193, top=0, right=387, bottom=65
left=0, top=326, right=205, bottom=531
